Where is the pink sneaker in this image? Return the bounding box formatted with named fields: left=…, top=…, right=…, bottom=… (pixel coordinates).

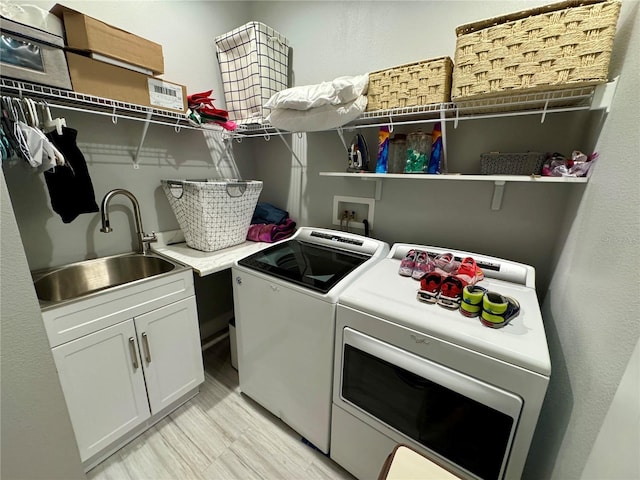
left=398, top=249, right=418, bottom=277
left=434, top=253, right=459, bottom=275
left=412, top=251, right=435, bottom=280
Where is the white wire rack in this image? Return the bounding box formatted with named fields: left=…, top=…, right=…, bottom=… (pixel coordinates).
left=230, top=83, right=610, bottom=136
left=0, top=77, right=614, bottom=137
left=0, top=77, right=199, bottom=130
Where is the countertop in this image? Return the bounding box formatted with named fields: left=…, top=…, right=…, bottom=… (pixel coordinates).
left=151, top=230, right=270, bottom=276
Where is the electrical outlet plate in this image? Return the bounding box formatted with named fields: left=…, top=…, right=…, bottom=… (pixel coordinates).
left=332, top=196, right=374, bottom=231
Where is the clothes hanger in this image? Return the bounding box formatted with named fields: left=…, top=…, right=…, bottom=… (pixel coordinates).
left=25, top=97, right=67, bottom=170
left=41, top=101, right=66, bottom=135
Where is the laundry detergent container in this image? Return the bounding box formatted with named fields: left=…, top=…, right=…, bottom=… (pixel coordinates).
left=162, top=179, right=262, bottom=252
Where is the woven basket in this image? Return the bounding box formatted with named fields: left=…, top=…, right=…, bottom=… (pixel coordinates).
left=480, top=152, right=546, bottom=175
left=452, top=0, right=621, bottom=101
left=366, top=56, right=453, bottom=111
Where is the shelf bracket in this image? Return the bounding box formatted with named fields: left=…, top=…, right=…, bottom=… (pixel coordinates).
left=275, top=130, right=304, bottom=168
left=132, top=110, right=153, bottom=168
left=590, top=76, right=619, bottom=113
left=336, top=126, right=348, bottom=151
left=541, top=100, right=549, bottom=123
left=361, top=178, right=383, bottom=200
left=491, top=180, right=506, bottom=210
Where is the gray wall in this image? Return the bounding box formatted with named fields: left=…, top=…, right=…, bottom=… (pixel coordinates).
left=527, top=4, right=640, bottom=478
left=1, top=174, right=85, bottom=479
left=2, top=1, right=639, bottom=479
left=249, top=1, right=606, bottom=294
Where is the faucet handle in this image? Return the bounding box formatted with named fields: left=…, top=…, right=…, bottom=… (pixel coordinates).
left=142, top=231, right=158, bottom=243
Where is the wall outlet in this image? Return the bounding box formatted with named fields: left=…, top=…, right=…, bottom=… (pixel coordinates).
left=332, top=196, right=374, bottom=231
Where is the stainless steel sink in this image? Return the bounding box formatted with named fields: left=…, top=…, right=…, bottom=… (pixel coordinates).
left=33, top=253, right=182, bottom=304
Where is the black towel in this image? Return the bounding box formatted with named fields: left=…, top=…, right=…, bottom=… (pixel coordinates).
left=44, top=127, right=99, bottom=223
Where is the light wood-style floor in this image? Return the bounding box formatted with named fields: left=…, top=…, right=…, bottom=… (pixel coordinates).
left=87, top=336, right=355, bottom=480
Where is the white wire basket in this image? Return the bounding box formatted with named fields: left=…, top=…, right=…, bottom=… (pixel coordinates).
left=162, top=179, right=263, bottom=252
left=215, top=22, right=290, bottom=123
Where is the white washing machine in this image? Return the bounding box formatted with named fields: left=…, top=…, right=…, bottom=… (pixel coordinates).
left=331, top=243, right=551, bottom=480
left=232, top=227, right=389, bottom=453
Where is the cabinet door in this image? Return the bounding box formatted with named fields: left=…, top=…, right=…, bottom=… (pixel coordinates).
left=52, top=319, right=150, bottom=462
left=135, top=296, right=204, bottom=414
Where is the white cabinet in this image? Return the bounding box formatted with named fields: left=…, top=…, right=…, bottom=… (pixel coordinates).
left=52, top=320, right=151, bottom=461
left=52, top=296, right=203, bottom=463
left=135, top=297, right=204, bottom=413
left=42, top=266, right=204, bottom=470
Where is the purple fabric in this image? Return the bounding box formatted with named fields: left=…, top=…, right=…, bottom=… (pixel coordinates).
left=247, top=218, right=296, bottom=243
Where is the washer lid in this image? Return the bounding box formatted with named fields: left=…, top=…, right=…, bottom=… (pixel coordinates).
left=338, top=255, right=551, bottom=376
left=238, top=238, right=371, bottom=294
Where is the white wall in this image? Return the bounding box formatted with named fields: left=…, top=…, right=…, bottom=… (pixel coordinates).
left=2, top=1, right=639, bottom=478
left=1, top=174, right=85, bottom=479
left=251, top=2, right=640, bottom=479
left=4, top=0, right=255, bottom=270
left=249, top=1, right=604, bottom=293
left=525, top=3, right=640, bottom=478
left=581, top=338, right=640, bottom=479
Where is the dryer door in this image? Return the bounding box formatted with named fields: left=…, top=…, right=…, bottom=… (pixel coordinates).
left=338, top=327, right=523, bottom=480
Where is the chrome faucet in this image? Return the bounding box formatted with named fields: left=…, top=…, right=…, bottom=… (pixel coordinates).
left=100, top=189, right=157, bottom=254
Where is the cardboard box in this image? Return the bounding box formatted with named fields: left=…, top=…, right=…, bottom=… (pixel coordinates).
left=50, top=4, right=164, bottom=75
left=66, top=52, right=186, bottom=113
left=0, top=15, right=72, bottom=90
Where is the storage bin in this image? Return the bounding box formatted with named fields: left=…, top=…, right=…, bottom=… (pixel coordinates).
left=366, top=57, right=453, bottom=111
left=162, top=179, right=263, bottom=252
left=0, top=16, right=72, bottom=90
left=215, top=22, right=290, bottom=123
left=452, top=0, right=621, bottom=101
left=480, top=152, right=546, bottom=175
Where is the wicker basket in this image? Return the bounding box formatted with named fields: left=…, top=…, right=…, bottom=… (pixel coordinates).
left=366, top=56, right=453, bottom=111
left=480, top=152, right=546, bottom=175
left=162, top=179, right=262, bottom=252
left=452, top=0, right=621, bottom=101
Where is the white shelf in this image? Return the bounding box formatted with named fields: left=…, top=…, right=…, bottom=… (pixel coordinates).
left=1, top=77, right=616, bottom=137
left=0, top=77, right=201, bottom=130
left=319, top=172, right=588, bottom=183
left=319, top=172, right=589, bottom=210
left=230, top=81, right=616, bottom=136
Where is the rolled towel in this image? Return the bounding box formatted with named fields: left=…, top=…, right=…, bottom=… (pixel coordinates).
left=247, top=218, right=296, bottom=243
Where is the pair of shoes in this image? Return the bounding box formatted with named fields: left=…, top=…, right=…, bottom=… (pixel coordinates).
left=417, top=271, right=466, bottom=309
left=398, top=249, right=435, bottom=280
left=480, top=292, right=520, bottom=328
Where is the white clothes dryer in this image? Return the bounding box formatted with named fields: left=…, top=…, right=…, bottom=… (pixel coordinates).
left=331, top=243, right=551, bottom=480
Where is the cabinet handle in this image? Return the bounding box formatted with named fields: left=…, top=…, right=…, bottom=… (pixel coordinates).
left=128, top=337, right=139, bottom=369
left=142, top=332, right=152, bottom=363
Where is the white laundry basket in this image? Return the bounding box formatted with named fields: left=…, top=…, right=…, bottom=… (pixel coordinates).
left=162, top=179, right=262, bottom=252
left=215, top=22, right=290, bottom=123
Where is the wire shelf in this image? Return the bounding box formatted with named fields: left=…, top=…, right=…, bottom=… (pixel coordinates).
left=226, top=84, right=601, bottom=135
left=0, top=77, right=605, bottom=136
left=0, top=77, right=201, bottom=130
